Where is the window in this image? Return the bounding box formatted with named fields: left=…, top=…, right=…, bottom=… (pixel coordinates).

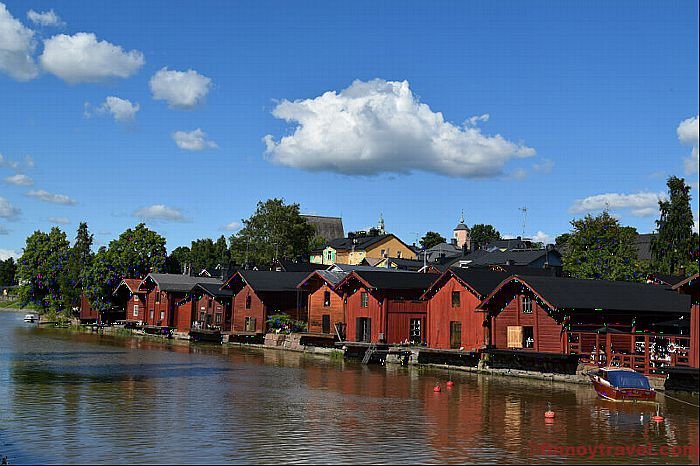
left=155, top=292, right=160, bottom=304
left=133, top=295, right=139, bottom=301
left=409, top=319, right=422, bottom=343
left=326, top=250, right=333, bottom=261
left=450, top=322, right=462, bottom=349
left=159, top=311, right=165, bottom=320
left=133, top=305, right=139, bottom=317
left=323, top=291, right=331, bottom=307
left=245, top=295, right=252, bottom=309
left=523, top=326, right=534, bottom=348
left=200, top=312, right=206, bottom=322
left=396, top=251, right=402, bottom=259
left=521, top=296, right=532, bottom=314
left=380, top=249, right=386, bottom=257
left=360, top=292, right=369, bottom=308
left=149, top=309, right=154, bottom=319
left=322, top=314, right=331, bottom=334
left=356, top=317, right=371, bottom=342
left=215, top=313, right=222, bottom=324
left=245, top=316, right=256, bottom=332
left=451, top=291, right=460, bottom=308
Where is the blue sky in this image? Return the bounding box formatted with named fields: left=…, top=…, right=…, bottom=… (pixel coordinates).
left=1, top=1, right=698, bottom=259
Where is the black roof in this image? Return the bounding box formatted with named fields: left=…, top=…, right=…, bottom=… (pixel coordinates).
left=302, top=215, right=344, bottom=242
left=388, top=258, right=425, bottom=271
left=235, top=270, right=310, bottom=292
left=635, top=233, right=655, bottom=261
left=459, top=249, right=562, bottom=267
left=193, top=282, right=234, bottom=298
left=449, top=268, right=510, bottom=297
left=328, top=234, right=392, bottom=251
left=492, top=264, right=559, bottom=277
left=276, top=260, right=329, bottom=273
left=346, top=270, right=439, bottom=291
left=648, top=274, right=687, bottom=287
left=496, top=275, right=691, bottom=314
left=144, top=273, right=223, bottom=293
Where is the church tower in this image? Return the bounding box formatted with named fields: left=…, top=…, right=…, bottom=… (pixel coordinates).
left=453, top=210, right=470, bottom=250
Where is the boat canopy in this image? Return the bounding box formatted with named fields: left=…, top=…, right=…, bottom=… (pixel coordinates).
left=606, top=370, right=652, bottom=389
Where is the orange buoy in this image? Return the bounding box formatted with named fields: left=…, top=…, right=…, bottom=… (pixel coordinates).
left=544, top=410, right=555, bottom=419
left=446, top=381, right=455, bottom=388
left=433, top=385, right=441, bottom=392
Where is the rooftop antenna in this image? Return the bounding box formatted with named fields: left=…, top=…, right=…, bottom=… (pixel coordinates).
left=518, top=207, right=528, bottom=238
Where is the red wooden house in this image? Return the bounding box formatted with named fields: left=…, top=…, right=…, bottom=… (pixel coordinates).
left=222, top=270, right=310, bottom=336
left=335, top=271, right=439, bottom=344
left=175, top=282, right=233, bottom=331
left=78, top=294, right=99, bottom=323
left=297, top=269, right=346, bottom=337
left=673, top=273, right=699, bottom=368
left=139, top=273, right=223, bottom=329
left=421, top=268, right=508, bottom=351
left=478, top=275, right=692, bottom=374
left=113, top=278, right=147, bottom=323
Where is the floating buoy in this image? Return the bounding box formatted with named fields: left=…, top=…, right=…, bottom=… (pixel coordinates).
left=652, top=415, right=664, bottom=422
left=544, top=410, right=555, bottom=418
left=446, top=381, right=455, bottom=388
left=433, top=385, right=441, bottom=392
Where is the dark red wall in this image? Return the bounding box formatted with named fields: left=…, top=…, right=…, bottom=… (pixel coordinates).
left=426, top=278, right=485, bottom=351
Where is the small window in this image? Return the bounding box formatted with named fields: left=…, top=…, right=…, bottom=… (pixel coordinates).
left=215, top=313, right=222, bottom=324
left=160, top=311, right=165, bottom=320
left=396, top=251, right=402, bottom=259
left=409, top=319, right=422, bottom=343
left=200, top=312, right=206, bottom=322
left=149, top=309, right=154, bottom=319
left=523, top=326, right=534, bottom=348
left=451, top=291, right=460, bottom=307
left=380, top=249, right=386, bottom=257
left=323, top=291, right=331, bottom=307
left=245, top=295, right=252, bottom=309
left=521, top=296, right=532, bottom=314
left=155, top=292, right=160, bottom=304
left=133, top=305, right=139, bottom=317
left=326, top=250, right=332, bottom=261
left=133, top=295, right=139, bottom=301
left=360, top=292, right=369, bottom=308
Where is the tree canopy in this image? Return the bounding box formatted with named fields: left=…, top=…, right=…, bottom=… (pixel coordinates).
left=229, top=198, right=315, bottom=266
left=419, top=231, right=446, bottom=249
left=470, top=224, right=501, bottom=249
left=0, top=258, right=16, bottom=286
left=562, top=211, right=641, bottom=281
left=651, top=176, right=697, bottom=276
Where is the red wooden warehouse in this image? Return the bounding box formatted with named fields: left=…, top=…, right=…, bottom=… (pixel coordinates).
left=113, top=278, right=147, bottom=324
left=297, top=269, right=347, bottom=337
left=421, top=268, right=508, bottom=351
left=336, top=271, right=439, bottom=344
left=222, top=270, right=310, bottom=337
left=175, top=282, right=233, bottom=331
left=673, top=273, right=699, bottom=368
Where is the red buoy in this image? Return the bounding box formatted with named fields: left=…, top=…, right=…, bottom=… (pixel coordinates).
left=433, top=385, right=441, bottom=392
left=544, top=410, right=555, bottom=419
left=652, top=415, right=664, bottom=423
left=446, top=381, right=455, bottom=388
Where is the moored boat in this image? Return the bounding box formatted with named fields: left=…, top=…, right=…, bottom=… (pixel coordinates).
left=23, top=313, right=39, bottom=323
left=589, top=367, right=656, bottom=402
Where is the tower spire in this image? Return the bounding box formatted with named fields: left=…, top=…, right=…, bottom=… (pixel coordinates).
left=378, top=213, right=385, bottom=234
left=460, top=209, right=464, bottom=224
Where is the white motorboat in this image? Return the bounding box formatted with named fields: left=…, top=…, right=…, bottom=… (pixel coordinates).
left=23, top=313, right=39, bottom=323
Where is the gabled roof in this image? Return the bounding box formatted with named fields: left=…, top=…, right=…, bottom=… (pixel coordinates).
left=455, top=248, right=562, bottom=267
left=388, top=258, right=428, bottom=271
left=297, top=269, right=348, bottom=290
left=490, top=264, right=559, bottom=277
left=327, top=263, right=405, bottom=273
left=302, top=215, right=344, bottom=242
left=337, top=270, right=439, bottom=292
left=672, top=273, right=699, bottom=291
left=113, top=278, right=146, bottom=296
left=275, top=259, right=329, bottom=273
left=193, top=282, right=234, bottom=298
left=141, top=273, right=222, bottom=293
left=423, top=268, right=509, bottom=300
left=480, top=275, right=692, bottom=314
left=328, top=234, right=393, bottom=251
left=647, top=274, right=687, bottom=287
left=223, top=270, right=310, bottom=293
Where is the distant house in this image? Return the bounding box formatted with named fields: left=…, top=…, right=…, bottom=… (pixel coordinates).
left=336, top=270, right=439, bottom=344
left=302, top=215, right=344, bottom=242
left=310, top=232, right=417, bottom=265
left=448, top=248, right=563, bottom=274
left=222, top=270, right=310, bottom=335
left=272, top=259, right=329, bottom=273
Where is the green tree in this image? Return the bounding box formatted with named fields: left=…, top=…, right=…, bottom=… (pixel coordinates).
left=213, top=235, right=231, bottom=270
left=230, top=198, right=315, bottom=266
left=651, top=176, right=696, bottom=276
left=83, top=224, right=167, bottom=310
left=166, top=246, right=191, bottom=274
left=419, top=231, right=446, bottom=249
left=563, top=211, right=640, bottom=281
left=0, top=257, right=17, bottom=286
left=470, top=224, right=501, bottom=249
left=64, top=222, right=94, bottom=312
left=17, top=227, right=72, bottom=313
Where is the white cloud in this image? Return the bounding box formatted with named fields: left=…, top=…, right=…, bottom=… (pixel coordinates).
left=533, top=158, right=554, bottom=173
left=149, top=67, right=211, bottom=109
left=98, top=96, right=139, bottom=122
left=0, top=3, right=38, bottom=81
left=39, top=32, right=144, bottom=83
left=26, top=189, right=76, bottom=205
left=27, top=9, right=64, bottom=27
left=223, top=221, right=241, bottom=231
left=465, top=113, right=490, bottom=126
left=0, top=153, right=18, bottom=169
left=172, top=129, right=218, bottom=151
left=677, top=116, right=699, bottom=181
left=0, top=196, right=20, bottom=219
left=569, top=192, right=665, bottom=217
left=263, top=79, right=535, bottom=177
left=4, top=173, right=32, bottom=186
left=134, top=204, right=185, bottom=222
left=0, top=248, right=19, bottom=260
left=48, top=216, right=69, bottom=224
left=531, top=230, right=554, bottom=245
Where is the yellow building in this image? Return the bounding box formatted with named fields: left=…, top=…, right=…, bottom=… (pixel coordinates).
left=310, top=232, right=416, bottom=265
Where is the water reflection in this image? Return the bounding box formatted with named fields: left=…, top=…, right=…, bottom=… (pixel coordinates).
left=0, top=312, right=697, bottom=465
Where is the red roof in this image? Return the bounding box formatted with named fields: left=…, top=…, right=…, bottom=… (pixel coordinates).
left=121, top=278, right=146, bottom=293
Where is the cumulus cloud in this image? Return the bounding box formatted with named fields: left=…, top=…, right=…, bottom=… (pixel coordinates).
left=4, top=173, right=32, bottom=185
left=149, top=67, right=211, bottom=109
left=531, top=230, right=554, bottom=245
left=97, top=96, right=139, bottom=122
left=39, top=32, right=144, bottom=83
left=0, top=3, right=38, bottom=80
left=26, top=189, right=76, bottom=205
left=569, top=192, right=665, bottom=217
left=533, top=158, right=554, bottom=173
left=0, top=196, right=20, bottom=219
left=0, top=248, right=19, bottom=260
left=134, top=204, right=185, bottom=222
left=48, top=216, right=69, bottom=224
left=223, top=221, right=241, bottom=231
left=27, top=9, right=64, bottom=27
left=263, top=79, right=535, bottom=177
left=465, top=113, right=490, bottom=126
left=172, top=128, right=218, bottom=151
left=677, top=116, right=699, bottom=180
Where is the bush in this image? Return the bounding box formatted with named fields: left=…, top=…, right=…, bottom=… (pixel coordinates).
left=266, top=313, right=307, bottom=334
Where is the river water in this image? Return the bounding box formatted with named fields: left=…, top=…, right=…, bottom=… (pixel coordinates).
left=0, top=311, right=697, bottom=465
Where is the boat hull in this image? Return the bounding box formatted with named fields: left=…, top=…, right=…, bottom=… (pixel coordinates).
left=591, top=376, right=656, bottom=402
